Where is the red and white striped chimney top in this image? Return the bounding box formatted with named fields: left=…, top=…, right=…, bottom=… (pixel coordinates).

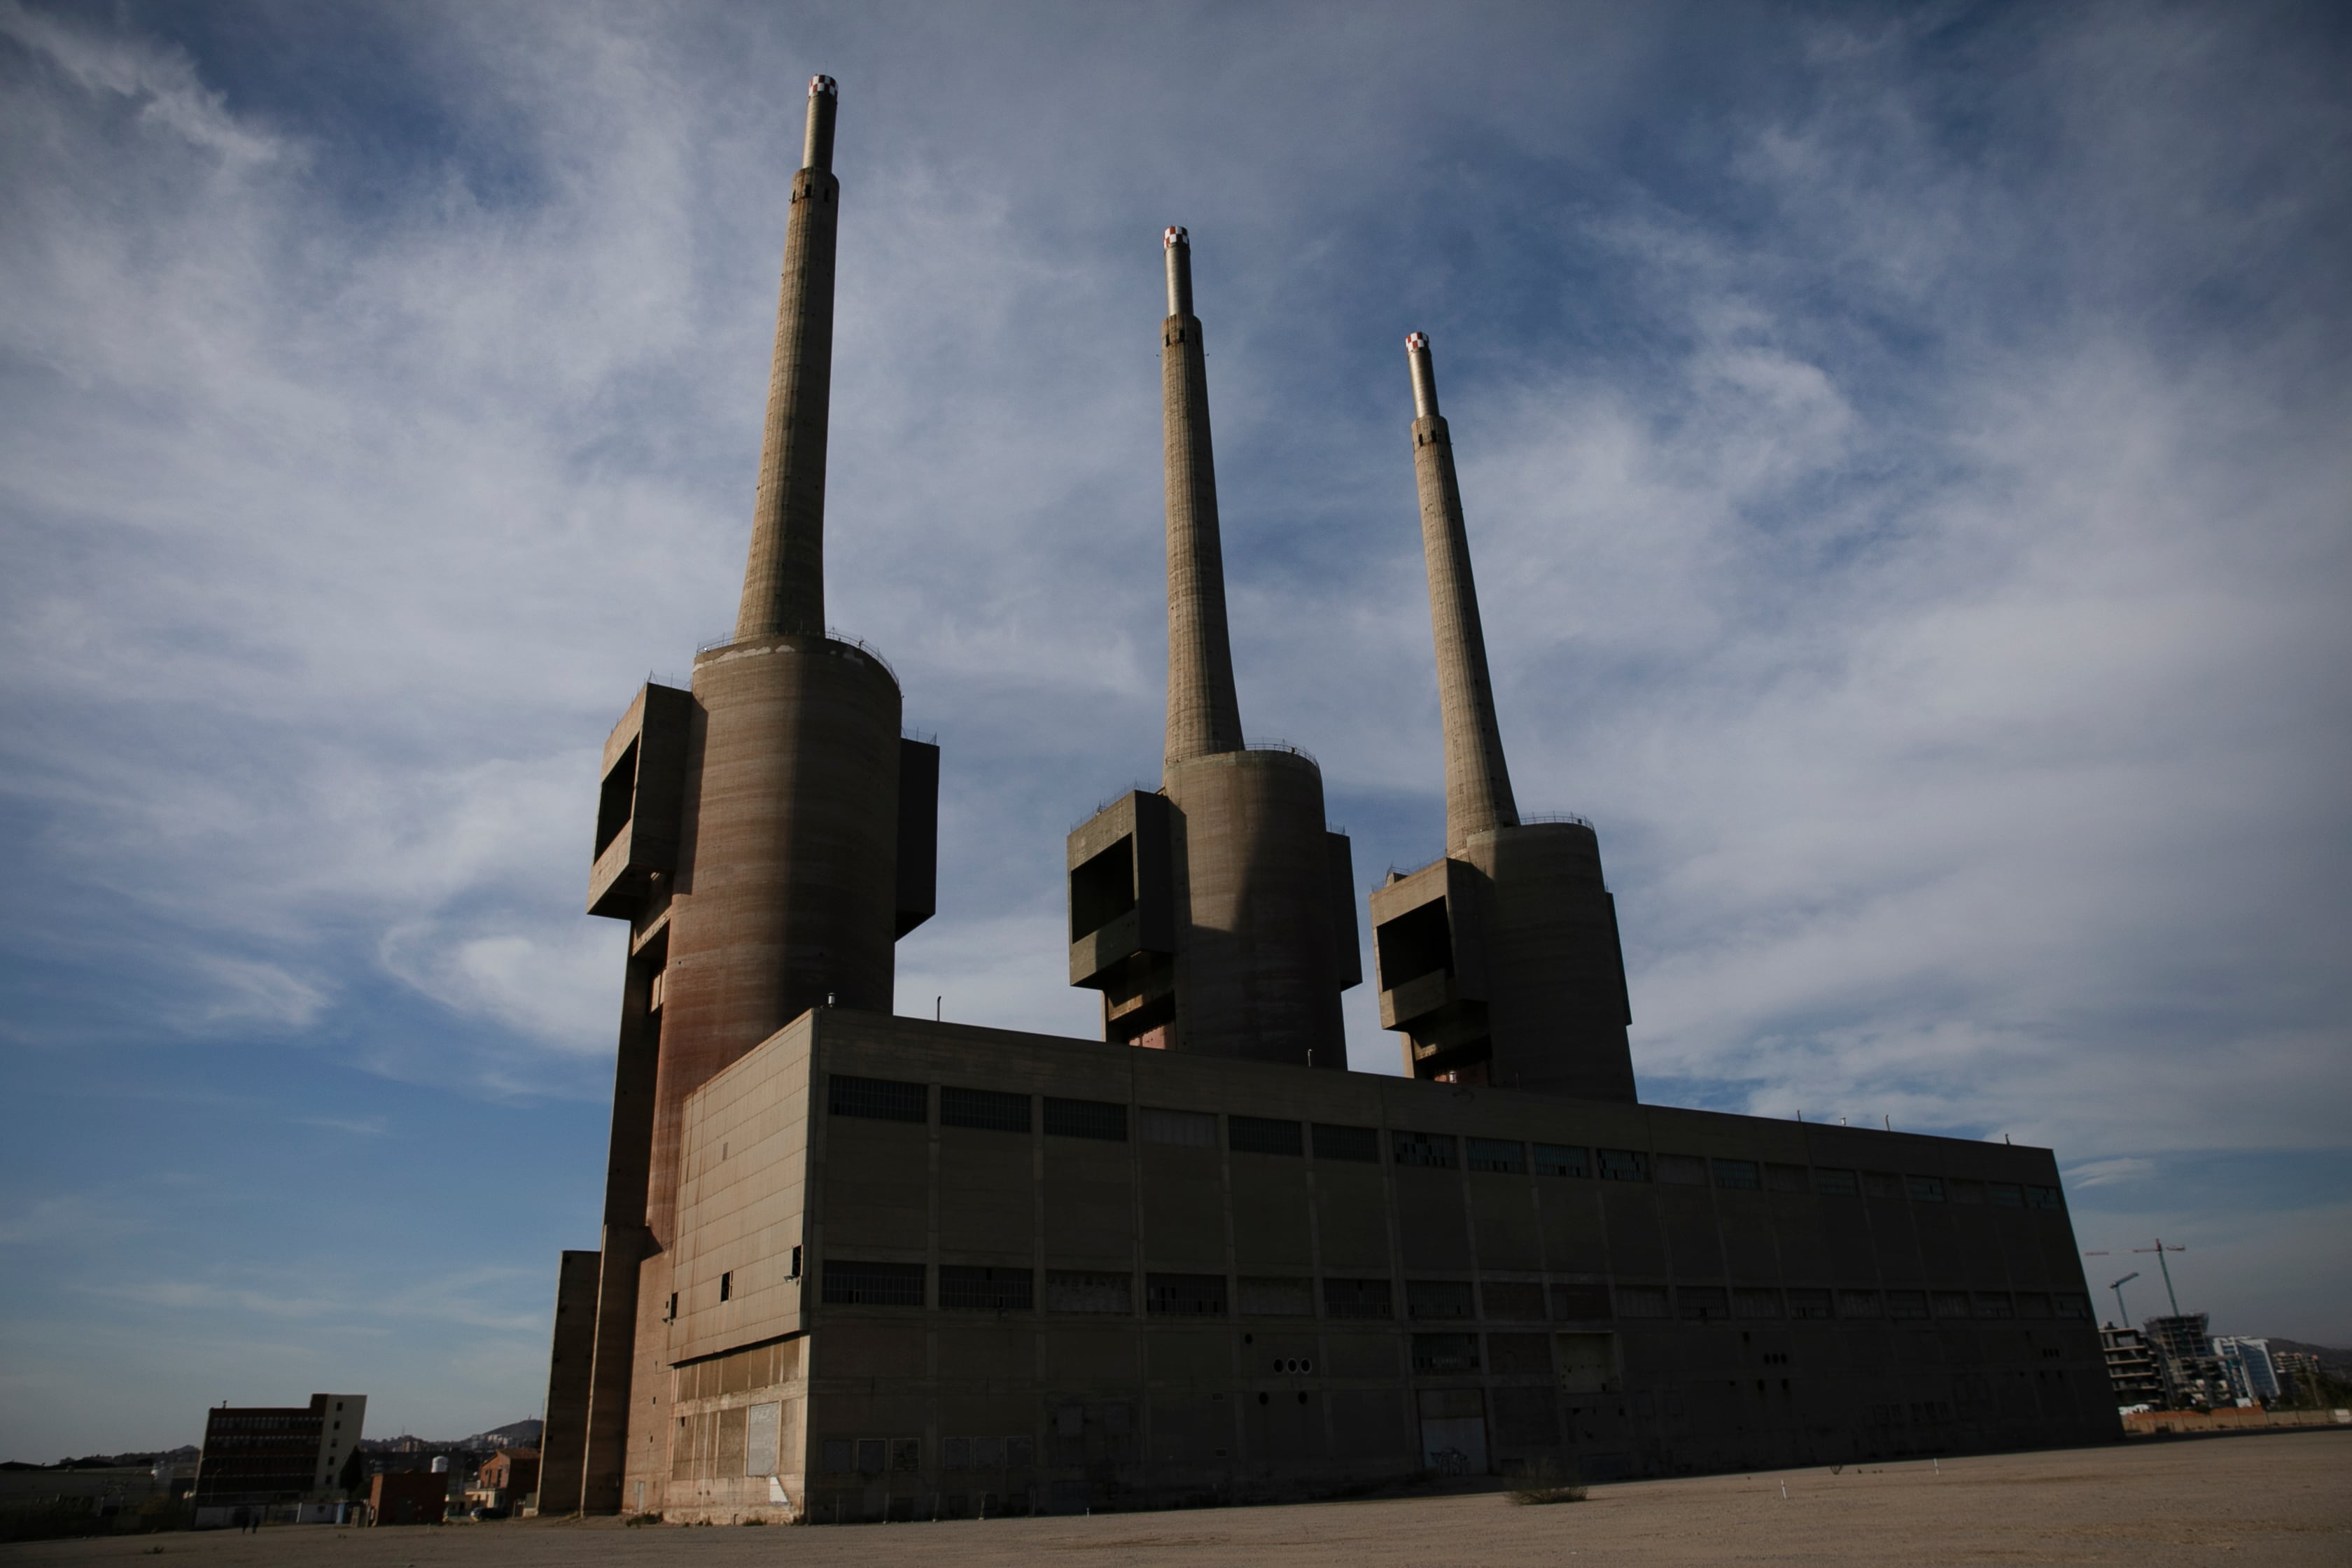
left=810, top=75, right=838, bottom=97
left=1164, top=225, right=1189, bottom=248
left=1406, top=332, right=1429, bottom=352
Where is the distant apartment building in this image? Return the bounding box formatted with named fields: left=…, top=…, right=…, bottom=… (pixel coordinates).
left=190, top=1392, right=365, bottom=1525
left=2100, top=1324, right=2164, bottom=1408
left=2141, top=1315, right=2232, bottom=1409
left=2213, top=1336, right=2280, bottom=1403
left=2272, top=1350, right=2325, bottom=1401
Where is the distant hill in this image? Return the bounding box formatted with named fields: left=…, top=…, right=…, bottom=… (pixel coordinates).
left=465, top=1419, right=542, bottom=1449
left=2267, top=1338, right=2352, bottom=1372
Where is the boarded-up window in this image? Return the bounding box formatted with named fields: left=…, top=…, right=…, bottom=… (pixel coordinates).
left=746, top=1401, right=780, bottom=1476
left=1656, top=1154, right=1707, bottom=1185
left=1466, top=1138, right=1525, bottom=1175
left=1949, top=1179, right=1985, bottom=1204
left=1556, top=1332, right=1617, bottom=1392
left=1045, top=1270, right=1130, bottom=1314
left=1229, top=1116, right=1303, bottom=1156
left=1480, top=1280, right=1547, bottom=1321
left=1765, top=1163, right=1810, bottom=1193
left=1140, top=1106, right=1214, bottom=1147
left=1145, top=1273, right=1226, bottom=1317
left=1392, top=1130, right=1457, bottom=1169
left=941, top=1086, right=1030, bottom=1133
left=1712, top=1158, right=1760, bottom=1190
left=829, top=1074, right=927, bottom=1124
left=1533, top=1143, right=1589, bottom=1177
left=1410, top=1333, right=1479, bottom=1372
left=1597, top=1149, right=1648, bottom=1182
left=1932, top=1291, right=1972, bottom=1320
left=855, top=1438, right=884, bottom=1476
left=1406, top=1279, right=1473, bottom=1320
left=822, top=1260, right=925, bottom=1307
left=1678, top=1286, right=1728, bottom=1322
left=1616, top=1285, right=1668, bottom=1319
left=1733, top=1287, right=1783, bottom=1318
left=1045, top=1097, right=1128, bottom=1142
left=939, top=1266, right=1032, bottom=1312
left=1886, top=1289, right=1930, bottom=1321
left=1788, top=1288, right=1833, bottom=1321
left=1975, top=1292, right=2014, bottom=1320
left=717, top=1406, right=748, bottom=1473
left=1491, top=1384, right=1559, bottom=1447
left=1486, top=1332, right=1551, bottom=1374
left=1323, top=1277, right=1392, bottom=1320
left=1837, top=1289, right=1885, bottom=1319
left=2014, top=1292, right=2052, bottom=1320
left=892, top=1438, right=919, bottom=1471
left=1863, top=1170, right=1903, bottom=1198
left=1312, top=1124, right=1380, bottom=1162
left=1550, top=1282, right=1612, bottom=1321
left=820, top=1438, right=853, bottom=1473
left=1237, top=1277, right=1312, bottom=1316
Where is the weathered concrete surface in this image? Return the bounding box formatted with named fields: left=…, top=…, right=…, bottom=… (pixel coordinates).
left=1159, top=227, right=1244, bottom=766
left=13, top=1431, right=2346, bottom=1565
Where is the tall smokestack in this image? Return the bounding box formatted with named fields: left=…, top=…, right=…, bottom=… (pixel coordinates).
left=1161, top=226, right=1245, bottom=764
left=734, top=76, right=842, bottom=641
left=1405, top=332, right=1518, bottom=847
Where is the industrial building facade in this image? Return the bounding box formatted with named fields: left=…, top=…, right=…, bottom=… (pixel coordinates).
left=535, top=76, right=2114, bottom=1522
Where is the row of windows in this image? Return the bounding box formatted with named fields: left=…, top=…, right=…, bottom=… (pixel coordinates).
left=826, top=1076, right=2063, bottom=1210
left=819, top=1261, right=2090, bottom=1325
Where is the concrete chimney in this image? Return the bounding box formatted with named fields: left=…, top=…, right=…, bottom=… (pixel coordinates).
left=734, top=76, right=842, bottom=641
left=1161, top=226, right=1245, bottom=764
left=1406, top=332, right=1518, bottom=849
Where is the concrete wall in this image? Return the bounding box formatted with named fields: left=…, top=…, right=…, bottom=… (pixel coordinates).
left=643, top=1011, right=2111, bottom=1523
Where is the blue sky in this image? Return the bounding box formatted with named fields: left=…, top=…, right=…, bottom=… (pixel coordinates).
left=2, top=0, right=2346, bottom=1458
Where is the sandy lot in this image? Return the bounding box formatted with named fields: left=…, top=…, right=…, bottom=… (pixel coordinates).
left=9, top=1431, right=2347, bottom=1567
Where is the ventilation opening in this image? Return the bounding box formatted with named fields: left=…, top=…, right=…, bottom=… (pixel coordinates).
left=595, top=740, right=639, bottom=856
left=1070, top=836, right=1136, bottom=939
left=1376, top=899, right=1453, bottom=987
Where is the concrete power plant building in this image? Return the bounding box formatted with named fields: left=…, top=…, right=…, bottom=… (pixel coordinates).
left=536, top=78, right=2117, bottom=1525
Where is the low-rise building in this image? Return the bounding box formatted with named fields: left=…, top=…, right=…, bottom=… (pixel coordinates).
left=368, top=1469, right=447, bottom=1526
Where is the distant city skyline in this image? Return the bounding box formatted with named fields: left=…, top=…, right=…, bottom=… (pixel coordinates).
left=1, top=0, right=2346, bottom=1457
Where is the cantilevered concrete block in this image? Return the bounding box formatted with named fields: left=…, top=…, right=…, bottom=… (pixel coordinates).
left=587, top=682, right=694, bottom=920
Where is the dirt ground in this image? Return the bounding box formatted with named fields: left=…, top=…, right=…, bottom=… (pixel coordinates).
left=9, top=1431, right=2347, bottom=1567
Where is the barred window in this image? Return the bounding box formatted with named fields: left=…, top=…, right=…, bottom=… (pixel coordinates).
left=1932, top=1291, right=1972, bottom=1320
left=828, top=1074, right=927, bottom=1124
left=1312, top=1123, right=1380, bottom=1162
left=1733, top=1287, right=1783, bottom=1318
left=822, top=1260, right=925, bottom=1307
left=1466, top=1138, right=1525, bottom=1174
left=1145, top=1273, right=1227, bottom=1317
left=1229, top=1116, right=1304, bottom=1156
left=1765, top=1163, right=1810, bottom=1193
left=2027, top=1185, right=2064, bottom=1211
left=1678, top=1286, right=1729, bottom=1322
left=1788, top=1287, right=1834, bottom=1321
left=1045, top=1270, right=1130, bottom=1314
left=1616, top=1285, right=1669, bottom=1319
left=1837, top=1289, right=1884, bottom=1319
left=1713, top=1158, right=1760, bottom=1190
left=1410, top=1333, right=1480, bottom=1373
left=1987, top=1182, right=2025, bottom=1208
left=1863, top=1170, right=1904, bottom=1198
left=1550, top=1282, right=1613, bottom=1321
left=1236, top=1277, right=1313, bottom=1316
left=1322, top=1278, right=1392, bottom=1320
left=1140, top=1106, right=1214, bottom=1146
left=1406, top=1279, right=1474, bottom=1320
left=1480, top=1280, right=1547, bottom=1321
left=941, top=1086, right=1030, bottom=1133
left=939, top=1266, right=1032, bottom=1312
left=1886, top=1289, right=1930, bottom=1321
left=1044, top=1097, right=1128, bottom=1142
left=1907, top=1175, right=1946, bottom=1203
left=1392, top=1130, right=1457, bottom=1169
left=1814, top=1167, right=1860, bottom=1196
left=1534, top=1143, right=1589, bottom=1178
left=1597, top=1149, right=1649, bottom=1182
left=1656, top=1154, right=1707, bottom=1185
left=1973, top=1292, right=2014, bottom=1320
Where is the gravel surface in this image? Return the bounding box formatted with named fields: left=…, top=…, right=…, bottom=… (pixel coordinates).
left=9, top=1430, right=2346, bottom=1567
